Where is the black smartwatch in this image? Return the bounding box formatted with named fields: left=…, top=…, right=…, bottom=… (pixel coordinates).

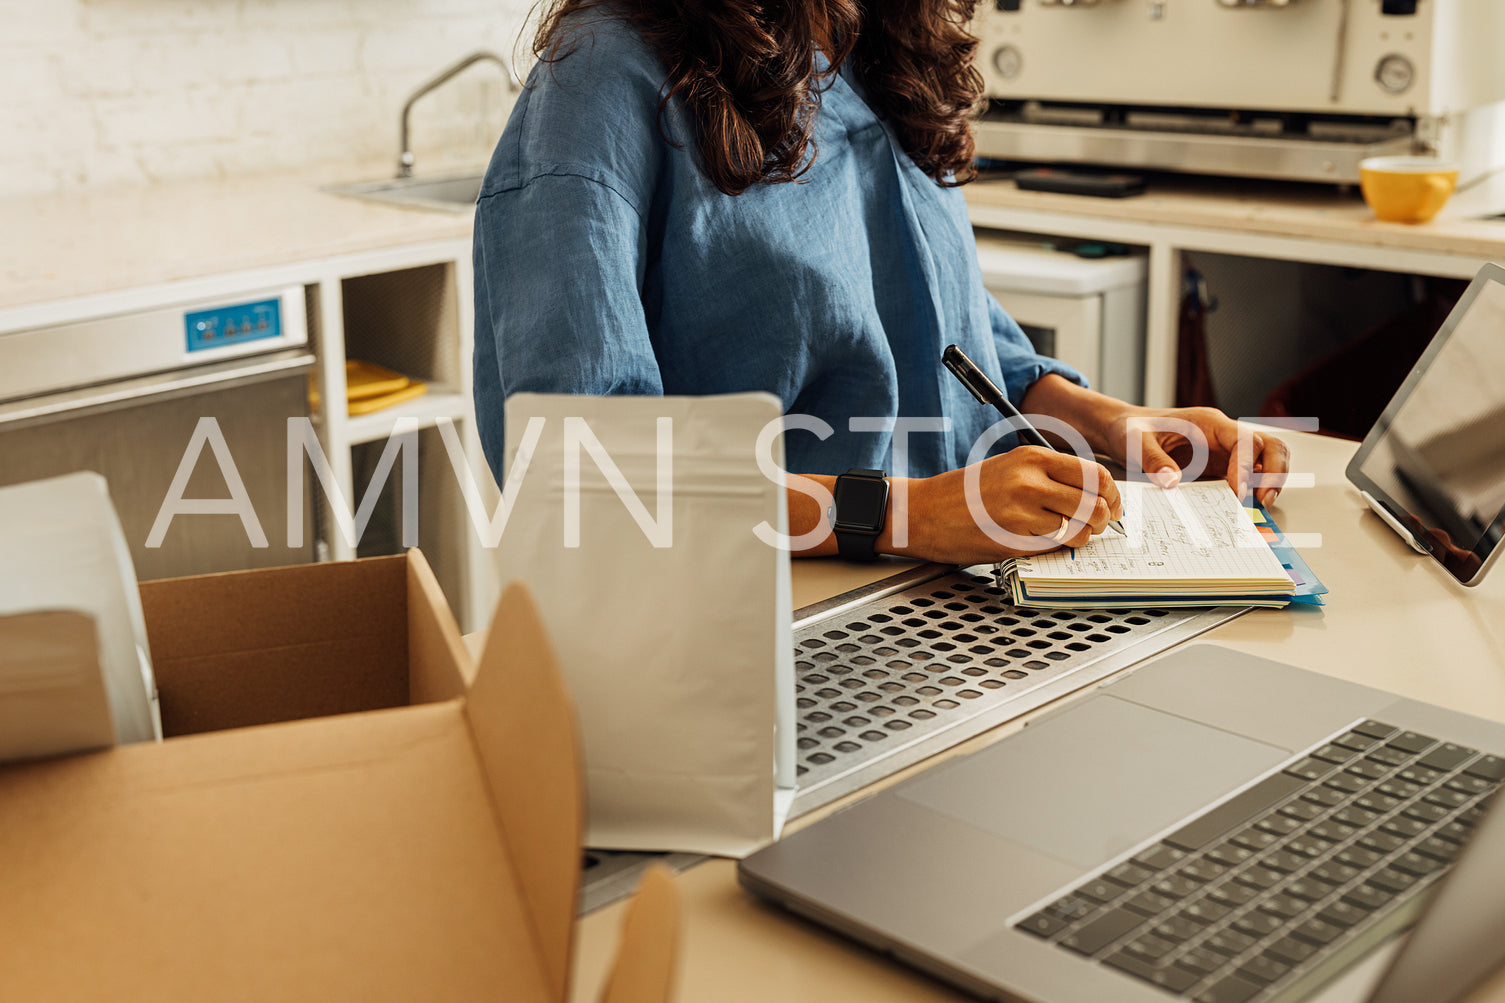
left=831, top=468, right=890, bottom=562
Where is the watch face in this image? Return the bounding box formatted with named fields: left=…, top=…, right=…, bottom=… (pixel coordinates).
left=834, top=475, right=888, bottom=533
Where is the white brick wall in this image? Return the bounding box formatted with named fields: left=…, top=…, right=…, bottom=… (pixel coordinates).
left=1, top=0, right=535, bottom=199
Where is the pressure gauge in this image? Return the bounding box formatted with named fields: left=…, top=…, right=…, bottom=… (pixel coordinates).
left=993, top=44, right=1023, bottom=81
left=1375, top=53, right=1415, bottom=95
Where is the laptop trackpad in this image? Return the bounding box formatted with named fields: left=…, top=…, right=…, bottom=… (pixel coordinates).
left=898, top=695, right=1290, bottom=871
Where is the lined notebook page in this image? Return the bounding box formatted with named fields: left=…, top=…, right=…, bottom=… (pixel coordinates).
left=1014, top=481, right=1290, bottom=585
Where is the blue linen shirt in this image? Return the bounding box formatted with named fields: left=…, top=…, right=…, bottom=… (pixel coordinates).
left=472, top=15, right=1084, bottom=480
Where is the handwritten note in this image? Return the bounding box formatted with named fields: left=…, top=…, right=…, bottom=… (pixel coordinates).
left=1014, top=481, right=1291, bottom=587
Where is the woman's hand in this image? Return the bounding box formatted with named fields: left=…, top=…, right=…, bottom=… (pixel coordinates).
left=1100, top=405, right=1289, bottom=507
left=1021, top=375, right=1290, bottom=507
left=887, top=447, right=1122, bottom=565
left=785, top=448, right=1121, bottom=563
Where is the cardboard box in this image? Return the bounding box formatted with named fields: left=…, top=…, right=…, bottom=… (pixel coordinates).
left=0, top=551, right=678, bottom=1002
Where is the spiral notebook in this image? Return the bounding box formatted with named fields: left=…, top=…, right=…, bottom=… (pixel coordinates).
left=999, top=480, right=1300, bottom=608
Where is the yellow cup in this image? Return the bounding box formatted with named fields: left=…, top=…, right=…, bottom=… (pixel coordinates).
left=1359, top=156, right=1459, bottom=224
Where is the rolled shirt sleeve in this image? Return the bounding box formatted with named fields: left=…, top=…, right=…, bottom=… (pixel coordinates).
left=472, top=171, right=662, bottom=474
left=987, top=290, right=1088, bottom=406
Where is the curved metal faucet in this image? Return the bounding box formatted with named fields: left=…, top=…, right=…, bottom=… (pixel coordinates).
left=398, top=50, right=523, bottom=178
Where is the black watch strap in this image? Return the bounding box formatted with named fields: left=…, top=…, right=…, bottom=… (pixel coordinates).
left=832, top=468, right=889, bottom=563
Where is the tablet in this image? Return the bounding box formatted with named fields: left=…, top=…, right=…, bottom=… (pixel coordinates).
left=1347, top=262, right=1505, bottom=586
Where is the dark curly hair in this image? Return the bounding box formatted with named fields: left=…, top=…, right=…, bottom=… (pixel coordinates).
left=532, top=0, right=982, bottom=196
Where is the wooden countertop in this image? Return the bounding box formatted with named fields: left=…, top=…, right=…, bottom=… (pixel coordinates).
left=962, top=171, right=1505, bottom=263
left=569, top=428, right=1505, bottom=1003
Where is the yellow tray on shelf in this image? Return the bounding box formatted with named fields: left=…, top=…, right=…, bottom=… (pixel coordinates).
left=347, top=381, right=429, bottom=415
left=309, top=360, right=428, bottom=415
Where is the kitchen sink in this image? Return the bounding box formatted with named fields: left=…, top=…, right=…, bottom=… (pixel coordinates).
left=325, top=171, right=484, bottom=213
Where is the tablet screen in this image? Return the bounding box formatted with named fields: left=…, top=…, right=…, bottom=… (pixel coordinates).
left=1347, top=263, right=1505, bottom=585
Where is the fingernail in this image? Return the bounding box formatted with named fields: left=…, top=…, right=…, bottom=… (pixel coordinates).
left=1153, top=468, right=1180, bottom=489
left=1238, top=480, right=1248, bottom=500
left=1269, top=489, right=1280, bottom=506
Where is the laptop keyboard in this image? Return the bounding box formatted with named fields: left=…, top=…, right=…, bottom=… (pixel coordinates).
left=1016, top=720, right=1505, bottom=1003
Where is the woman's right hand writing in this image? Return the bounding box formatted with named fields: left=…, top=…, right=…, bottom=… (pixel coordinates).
left=883, top=447, right=1122, bottom=565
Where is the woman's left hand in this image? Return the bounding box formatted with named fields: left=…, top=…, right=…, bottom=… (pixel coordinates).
left=1020, top=376, right=1291, bottom=507
left=1100, top=405, right=1289, bottom=507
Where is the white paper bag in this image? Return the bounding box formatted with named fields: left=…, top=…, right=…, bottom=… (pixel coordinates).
left=495, top=392, right=794, bottom=857
left=0, top=472, right=162, bottom=761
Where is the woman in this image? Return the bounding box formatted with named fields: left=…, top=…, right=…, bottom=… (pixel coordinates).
left=472, top=0, right=1288, bottom=562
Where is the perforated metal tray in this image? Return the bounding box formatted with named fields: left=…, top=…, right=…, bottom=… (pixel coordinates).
left=786, top=564, right=1248, bottom=815
left=578, top=563, right=1249, bottom=913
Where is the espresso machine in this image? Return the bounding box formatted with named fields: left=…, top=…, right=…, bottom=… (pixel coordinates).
left=972, top=0, right=1505, bottom=184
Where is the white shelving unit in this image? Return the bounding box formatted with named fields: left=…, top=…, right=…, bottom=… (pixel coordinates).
left=306, top=240, right=499, bottom=634
left=342, top=387, right=469, bottom=445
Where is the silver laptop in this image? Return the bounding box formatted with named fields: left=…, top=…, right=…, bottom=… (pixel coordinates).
left=740, top=644, right=1505, bottom=1003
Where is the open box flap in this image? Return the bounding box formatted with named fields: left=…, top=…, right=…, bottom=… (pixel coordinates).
left=404, top=549, right=471, bottom=703
left=467, top=583, right=682, bottom=1003
left=467, top=583, right=585, bottom=1002
left=599, top=865, right=681, bottom=1003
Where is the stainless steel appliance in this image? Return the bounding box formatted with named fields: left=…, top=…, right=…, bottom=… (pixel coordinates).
left=973, top=0, right=1505, bottom=184
left=0, top=288, right=316, bottom=580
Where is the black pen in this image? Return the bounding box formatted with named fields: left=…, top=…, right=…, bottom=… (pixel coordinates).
left=941, top=344, right=1126, bottom=536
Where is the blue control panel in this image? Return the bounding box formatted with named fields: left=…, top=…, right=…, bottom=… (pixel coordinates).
left=185, top=297, right=281, bottom=353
